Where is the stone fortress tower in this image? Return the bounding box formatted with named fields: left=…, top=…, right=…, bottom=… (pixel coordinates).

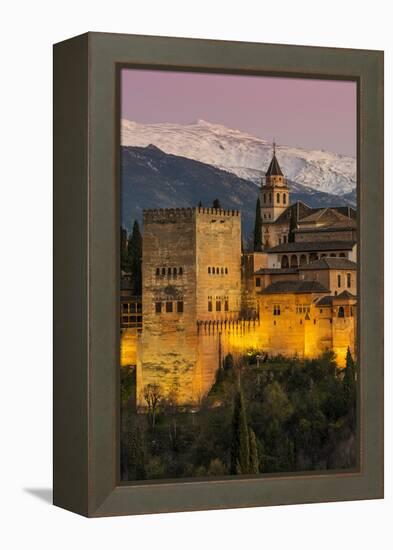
left=136, top=207, right=242, bottom=406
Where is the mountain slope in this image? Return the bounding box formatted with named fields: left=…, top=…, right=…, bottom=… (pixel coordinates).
left=121, top=119, right=356, bottom=197
left=121, top=145, right=354, bottom=237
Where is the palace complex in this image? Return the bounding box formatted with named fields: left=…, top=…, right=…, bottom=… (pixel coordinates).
left=121, top=147, right=357, bottom=406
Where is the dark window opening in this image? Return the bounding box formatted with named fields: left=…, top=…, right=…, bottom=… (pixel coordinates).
left=161, top=268, right=165, bottom=276
left=179, top=267, right=183, bottom=275
left=224, top=301, right=229, bottom=311
left=216, top=301, right=221, bottom=312
left=255, top=277, right=261, bottom=287
left=177, top=301, right=184, bottom=313
left=338, top=306, right=345, bottom=318
left=156, top=267, right=160, bottom=276
left=347, top=273, right=351, bottom=288
left=338, top=274, right=341, bottom=288
left=166, top=301, right=173, bottom=313
left=155, top=302, right=162, bottom=314
left=208, top=301, right=212, bottom=312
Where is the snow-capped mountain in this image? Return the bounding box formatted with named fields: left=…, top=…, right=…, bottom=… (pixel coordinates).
left=121, top=119, right=356, bottom=196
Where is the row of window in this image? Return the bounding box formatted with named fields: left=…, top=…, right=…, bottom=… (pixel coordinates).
left=155, top=267, right=183, bottom=277
left=296, top=306, right=311, bottom=314
left=263, top=193, right=287, bottom=205
left=155, top=301, right=183, bottom=314
left=122, top=303, right=142, bottom=314
left=121, top=315, right=142, bottom=325
left=208, top=300, right=229, bottom=312
left=272, top=305, right=353, bottom=318
left=207, top=266, right=229, bottom=275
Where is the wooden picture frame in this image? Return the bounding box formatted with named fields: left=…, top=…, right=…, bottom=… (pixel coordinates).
left=53, top=32, right=383, bottom=517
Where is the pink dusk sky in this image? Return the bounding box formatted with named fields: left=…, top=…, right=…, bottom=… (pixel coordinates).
left=121, top=69, right=357, bottom=157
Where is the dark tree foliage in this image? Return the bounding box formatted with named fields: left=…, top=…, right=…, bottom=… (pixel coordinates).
left=212, top=198, right=221, bottom=209
left=128, top=220, right=143, bottom=294
left=253, top=197, right=263, bottom=252
left=288, top=208, right=297, bottom=243
left=120, top=351, right=357, bottom=481
left=230, top=389, right=250, bottom=474
left=120, top=226, right=130, bottom=272
left=248, top=428, right=259, bottom=474
left=343, top=347, right=357, bottom=430
left=223, top=353, right=235, bottom=371
left=198, top=200, right=203, bottom=208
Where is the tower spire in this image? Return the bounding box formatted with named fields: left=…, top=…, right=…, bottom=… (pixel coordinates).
left=273, top=139, right=276, bottom=156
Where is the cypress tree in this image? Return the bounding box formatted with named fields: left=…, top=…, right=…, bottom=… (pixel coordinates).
left=343, top=347, right=357, bottom=429
left=230, top=389, right=250, bottom=474
left=128, top=220, right=143, bottom=294
left=248, top=427, right=259, bottom=474
left=120, top=226, right=129, bottom=272
left=223, top=353, right=234, bottom=371
left=212, top=198, right=221, bottom=209
left=288, top=207, right=297, bottom=243
left=253, top=197, right=263, bottom=251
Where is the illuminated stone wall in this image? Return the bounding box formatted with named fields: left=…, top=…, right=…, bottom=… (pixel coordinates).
left=120, top=328, right=138, bottom=367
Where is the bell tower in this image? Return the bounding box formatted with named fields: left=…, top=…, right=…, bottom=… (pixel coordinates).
left=260, top=142, right=290, bottom=223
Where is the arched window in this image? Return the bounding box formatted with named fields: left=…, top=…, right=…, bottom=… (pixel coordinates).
left=290, top=255, right=298, bottom=268
left=225, top=267, right=228, bottom=274
left=337, top=274, right=341, bottom=288
left=277, top=193, right=280, bottom=203
left=283, top=194, right=287, bottom=205
left=338, top=306, right=345, bottom=318
left=156, top=267, right=160, bottom=276
left=330, top=253, right=337, bottom=257
left=161, top=267, right=166, bottom=276
left=347, top=273, right=351, bottom=288
left=216, top=267, right=219, bottom=274
left=179, top=267, right=183, bottom=275
left=300, top=254, right=307, bottom=266
left=212, top=267, right=215, bottom=274
left=281, top=255, right=289, bottom=268
left=173, top=267, right=177, bottom=276
left=168, top=267, right=172, bottom=276
left=221, top=267, right=224, bottom=274
left=208, top=267, right=211, bottom=274
left=339, top=252, right=346, bottom=258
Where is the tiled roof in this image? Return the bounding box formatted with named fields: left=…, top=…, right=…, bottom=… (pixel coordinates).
left=317, top=296, right=334, bottom=306
left=254, top=267, right=298, bottom=275
left=260, top=280, right=329, bottom=295
left=267, top=240, right=356, bottom=253
left=335, top=290, right=356, bottom=300
left=299, top=257, right=357, bottom=271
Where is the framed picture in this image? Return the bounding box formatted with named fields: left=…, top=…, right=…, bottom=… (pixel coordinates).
left=53, top=32, right=384, bottom=517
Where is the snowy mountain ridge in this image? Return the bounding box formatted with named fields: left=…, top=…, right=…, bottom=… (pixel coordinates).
left=121, top=119, right=356, bottom=196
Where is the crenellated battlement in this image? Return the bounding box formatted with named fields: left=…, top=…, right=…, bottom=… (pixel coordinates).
left=196, top=206, right=240, bottom=217
left=143, top=207, right=196, bottom=223
left=143, top=206, right=240, bottom=223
